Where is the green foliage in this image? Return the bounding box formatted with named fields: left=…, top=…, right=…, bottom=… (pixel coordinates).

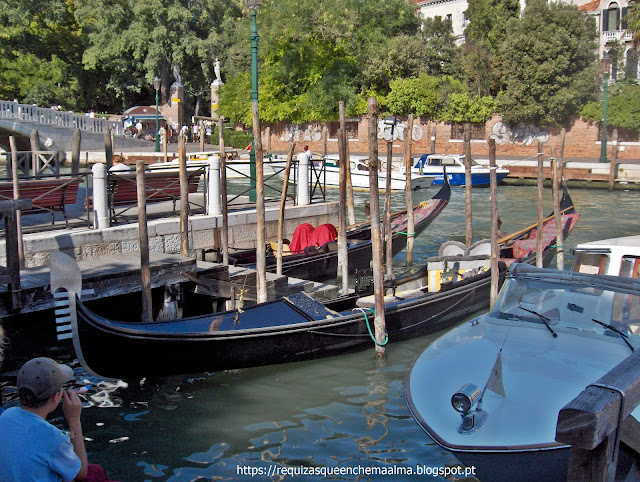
left=386, top=74, right=439, bottom=118
left=498, top=0, right=597, bottom=127
left=581, top=82, right=640, bottom=133
left=440, top=93, right=498, bottom=123
left=212, top=126, right=253, bottom=149
left=421, top=17, right=464, bottom=78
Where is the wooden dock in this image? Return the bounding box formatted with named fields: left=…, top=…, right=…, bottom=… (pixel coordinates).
left=0, top=252, right=340, bottom=318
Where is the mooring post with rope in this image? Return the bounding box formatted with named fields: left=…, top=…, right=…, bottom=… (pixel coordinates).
left=368, top=97, right=387, bottom=358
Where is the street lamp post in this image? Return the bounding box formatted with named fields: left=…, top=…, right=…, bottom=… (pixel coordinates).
left=600, top=52, right=611, bottom=163
left=154, top=76, right=161, bottom=153
left=247, top=0, right=261, bottom=202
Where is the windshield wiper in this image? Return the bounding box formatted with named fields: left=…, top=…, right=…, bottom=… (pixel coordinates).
left=592, top=318, right=635, bottom=352
left=518, top=306, right=558, bottom=338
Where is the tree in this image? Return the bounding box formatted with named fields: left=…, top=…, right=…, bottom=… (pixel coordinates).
left=421, top=17, right=464, bottom=78
left=581, top=81, right=640, bottom=133
left=440, top=93, right=497, bottom=123
left=498, top=0, right=597, bottom=127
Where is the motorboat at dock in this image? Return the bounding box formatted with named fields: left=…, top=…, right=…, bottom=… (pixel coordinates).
left=405, top=264, right=640, bottom=480
left=411, top=154, right=510, bottom=186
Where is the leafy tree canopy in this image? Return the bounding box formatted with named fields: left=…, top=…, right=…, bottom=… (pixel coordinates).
left=498, top=0, right=597, bottom=128
left=440, top=92, right=497, bottom=123
left=581, top=81, right=640, bottom=132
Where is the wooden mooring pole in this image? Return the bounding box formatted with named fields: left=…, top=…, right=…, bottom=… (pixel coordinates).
left=464, top=123, right=472, bottom=246
left=609, top=129, right=618, bottom=191
left=178, top=132, right=189, bottom=257
left=536, top=141, right=544, bottom=268
left=252, top=103, right=267, bottom=304
left=489, top=138, right=499, bottom=307
left=9, top=136, right=24, bottom=267
left=404, top=114, right=415, bottom=266
left=551, top=147, right=564, bottom=271
left=136, top=160, right=153, bottom=323
left=218, top=118, right=229, bottom=266
left=338, top=101, right=349, bottom=293
left=384, top=130, right=393, bottom=280
left=368, top=97, right=386, bottom=358
left=71, top=129, right=81, bottom=175
left=276, top=142, right=296, bottom=275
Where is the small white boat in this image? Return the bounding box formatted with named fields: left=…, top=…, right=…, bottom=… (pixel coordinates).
left=411, top=154, right=510, bottom=186
left=272, top=155, right=435, bottom=192
left=148, top=150, right=255, bottom=179
left=405, top=263, right=640, bottom=480
left=571, top=234, right=640, bottom=278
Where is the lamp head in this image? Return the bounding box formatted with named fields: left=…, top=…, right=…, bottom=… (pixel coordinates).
left=153, top=76, right=161, bottom=91
left=602, top=51, right=611, bottom=76
left=247, top=0, right=261, bottom=9
left=384, top=115, right=398, bottom=127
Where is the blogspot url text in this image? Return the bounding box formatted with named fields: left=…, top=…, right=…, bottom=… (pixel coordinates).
left=237, top=464, right=477, bottom=478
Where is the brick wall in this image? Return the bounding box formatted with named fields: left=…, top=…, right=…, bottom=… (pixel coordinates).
left=262, top=115, right=640, bottom=161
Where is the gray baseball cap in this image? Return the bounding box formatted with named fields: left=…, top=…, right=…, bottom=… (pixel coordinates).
left=17, top=357, right=74, bottom=400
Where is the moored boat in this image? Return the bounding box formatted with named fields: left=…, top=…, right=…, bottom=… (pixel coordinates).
left=571, top=234, right=640, bottom=277
left=271, top=155, right=435, bottom=192
left=411, top=154, right=510, bottom=186
left=405, top=263, right=640, bottom=481
left=231, top=175, right=451, bottom=281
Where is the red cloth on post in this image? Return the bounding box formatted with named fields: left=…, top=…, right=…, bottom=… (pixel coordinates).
left=289, top=223, right=315, bottom=253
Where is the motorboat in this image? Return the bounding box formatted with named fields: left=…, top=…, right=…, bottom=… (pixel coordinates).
left=405, top=263, right=640, bottom=480
left=411, top=154, right=510, bottom=186
left=271, top=155, right=435, bottom=192
left=571, top=234, right=640, bottom=278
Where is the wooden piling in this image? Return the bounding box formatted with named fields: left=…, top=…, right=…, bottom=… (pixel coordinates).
left=1, top=199, right=30, bottom=312
left=199, top=121, right=205, bottom=152
left=404, top=114, right=415, bottom=266
left=489, top=138, right=499, bottom=307
left=136, top=160, right=153, bottom=323
left=368, top=98, right=386, bottom=358
left=609, top=129, right=618, bottom=191
left=163, top=126, right=168, bottom=163
left=218, top=118, right=229, bottom=266
left=345, top=131, right=356, bottom=226
left=322, top=125, right=328, bottom=157
left=276, top=142, right=296, bottom=275
left=9, top=136, right=24, bottom=267
left=252, top=103, right=267, bottom=304
left=464, top=123, right=473, bottom=246
left=536, top=141, right=544, bottom=268
left=431, top=126, right=436, bottom=154
left=338, top=101, right=349, bottom=293
left=559, top=127, right=566, bottom=164
left=178, top=132, right=189, bottom=257
left=552, top=146, right=564, bottom=271
left=384, top=136, right=393, bottom=280
left=71, top=129, right=81, bottom=175
left=30, top=129, right=40, bottom=176
left=266, top=126, right=271, bottom=153
left=104, top=127, right=113, bottom=168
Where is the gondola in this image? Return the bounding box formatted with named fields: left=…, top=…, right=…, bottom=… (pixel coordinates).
left=49, top=181, right=577, bottom=380
left=230, top=175, right=451, bottom=281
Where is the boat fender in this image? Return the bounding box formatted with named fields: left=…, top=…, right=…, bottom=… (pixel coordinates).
left=355, top=307, right=388, bottom=346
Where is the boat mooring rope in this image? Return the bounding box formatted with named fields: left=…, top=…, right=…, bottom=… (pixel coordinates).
left=355, top=307, right=388, bottom=346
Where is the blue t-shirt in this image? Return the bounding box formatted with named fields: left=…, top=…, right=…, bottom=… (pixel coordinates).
left=0, top=406, right=81, bottom=481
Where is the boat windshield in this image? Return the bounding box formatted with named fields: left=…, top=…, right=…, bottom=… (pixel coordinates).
left=489, top=276, right=640, bottom=343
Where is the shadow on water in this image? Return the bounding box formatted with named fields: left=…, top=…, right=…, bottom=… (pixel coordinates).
left=2, top=185, right=640, bottom=479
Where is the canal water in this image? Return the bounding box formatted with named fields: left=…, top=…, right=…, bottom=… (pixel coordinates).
left=1, top=184, right=639, bottom=481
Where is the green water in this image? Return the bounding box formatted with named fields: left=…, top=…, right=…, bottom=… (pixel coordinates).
left=3, top=184, right=640, bottom=480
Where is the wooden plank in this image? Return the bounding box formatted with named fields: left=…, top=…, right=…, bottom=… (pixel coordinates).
left=556, top=348, right=640, bottom=450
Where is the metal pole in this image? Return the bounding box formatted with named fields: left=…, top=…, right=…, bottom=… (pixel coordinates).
left=248, top=8, right=259, bottom=202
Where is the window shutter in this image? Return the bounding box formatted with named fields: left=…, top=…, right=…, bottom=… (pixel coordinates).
left=622, top=7, right=628, bottom=30
left=603, top=10, right=609, bottom=32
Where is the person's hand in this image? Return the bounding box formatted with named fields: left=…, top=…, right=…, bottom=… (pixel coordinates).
left=62, top=389, right=83, bottom=424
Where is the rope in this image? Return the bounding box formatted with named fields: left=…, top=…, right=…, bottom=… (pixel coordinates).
left=355, top=307, right=388, bottom=346
left=396, top=231, right=415, bottom=237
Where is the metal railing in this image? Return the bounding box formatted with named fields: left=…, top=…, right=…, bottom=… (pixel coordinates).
left=0, top=100, right=124, bottom=136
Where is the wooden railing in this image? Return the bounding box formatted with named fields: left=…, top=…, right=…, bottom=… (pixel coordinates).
left=556, top=348, right=640, bottom=481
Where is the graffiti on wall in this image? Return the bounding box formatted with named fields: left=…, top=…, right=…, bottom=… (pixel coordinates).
left=490, top=122, right=549, bottom=146
left=377, top=120, right=424, bottom=142
left=280, top=123, right=323, bottom=142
